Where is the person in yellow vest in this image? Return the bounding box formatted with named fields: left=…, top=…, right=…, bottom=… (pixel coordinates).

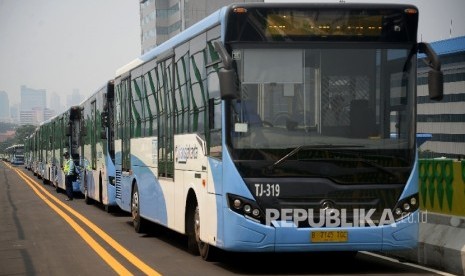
left=63, top=152, right=75, bottom=201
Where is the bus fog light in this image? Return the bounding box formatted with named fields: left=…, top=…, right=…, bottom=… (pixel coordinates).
left=244, top=204, right=252, bottom=213
left=403, top=203, right=411, bottom=211
left=233, top=199, right=242, bottom=209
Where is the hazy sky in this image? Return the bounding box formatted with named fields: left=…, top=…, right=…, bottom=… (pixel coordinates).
left=1, top=0, right=464, bottom=109
left=0, top=0, right=140, bottom=107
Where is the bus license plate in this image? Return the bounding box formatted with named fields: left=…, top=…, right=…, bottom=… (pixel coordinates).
left=311, top=231, right=348, bottom=243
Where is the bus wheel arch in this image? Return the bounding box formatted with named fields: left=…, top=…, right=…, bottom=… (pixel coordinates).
left=185, top=189, right=216, bottom=261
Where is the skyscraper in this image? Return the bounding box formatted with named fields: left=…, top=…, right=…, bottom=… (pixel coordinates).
left=66, top=89, right=83, bottom=108
left=20, top=85, right=46, bottom=111
left=20, top=85, right=47, bottom=125
left=50, top=91, right=63, bottom=115
left=139, top=0, right=263, bottom=54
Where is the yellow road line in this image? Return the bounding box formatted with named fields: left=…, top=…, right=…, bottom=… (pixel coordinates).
left=8, top=164, right=162, bottom=276
left=11, top=166, right=133, bottom=275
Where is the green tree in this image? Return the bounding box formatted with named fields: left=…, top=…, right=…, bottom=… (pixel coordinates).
left=14, top=124, right=36, bottom=144
left=0, top=122, right=16, bottom=133
left=0, top=124, right=36, bottom=153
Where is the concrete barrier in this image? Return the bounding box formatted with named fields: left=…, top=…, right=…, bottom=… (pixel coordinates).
left=388, top=160, right=465, bottom=275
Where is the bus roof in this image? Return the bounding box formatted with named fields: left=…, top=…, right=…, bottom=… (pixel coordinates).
left=115, top=2, right=418, bottom=77
left=115, top=7, right=226, bottom=77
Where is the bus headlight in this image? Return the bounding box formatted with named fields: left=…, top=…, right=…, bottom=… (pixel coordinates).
left=252, top=208, right=260, bottom=217
left=392, top=193, right=419, bottom=221
left=233, top=199, right=242, bottom=209
left=227, top=193, right=264, bottom=223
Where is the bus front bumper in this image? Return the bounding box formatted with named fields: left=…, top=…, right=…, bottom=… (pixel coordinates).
left=221, top=209, right=419, bottom=252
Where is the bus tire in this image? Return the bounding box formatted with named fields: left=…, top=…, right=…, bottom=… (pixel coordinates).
left=186, top=198, right=200, bottom=256
left=52, top=180, right=59, bottom=193
left=98, top=173, right=103, bottom=203
left=104, top=205, right=113, bottom=213
left=131, top=183, right=146, bottom=233
left=84, top=187, right=92, bottom=205
left=84, top=171, right=92, bottom=205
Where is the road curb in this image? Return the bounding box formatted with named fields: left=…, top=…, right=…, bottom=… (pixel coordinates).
left=386, top=212, right=465, bottom=275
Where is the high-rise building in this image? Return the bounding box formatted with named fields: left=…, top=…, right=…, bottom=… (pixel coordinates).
left=66, top=89, right=83, bottom=108
left=21, top=85, right=46, bottom=111
left=50, top=92, right=63, bottom=115
left=20, top=85, right=47, bottom=125
left=139, top=0, right=263, bottom=54
left=417, top=36, right=465, bottom=159
left=0, top=90, right=9, bottom=122
left=19, top=107, right=54, bottom=126
left=10, top=104, right=19, bottom=124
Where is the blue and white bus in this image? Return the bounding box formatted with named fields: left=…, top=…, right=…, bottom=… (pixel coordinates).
left=113, top=3, right=443, bottom=260
left=36, top=107, right=82, bottom=193
left=5, top=144, right=25, bottom=165
left=79, top=81, right=117, bottom=210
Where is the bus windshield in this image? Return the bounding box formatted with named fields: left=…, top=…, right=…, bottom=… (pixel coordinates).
left=15, top=147, right=24, bottom=155
left=227, top=45, right=416, bottom=184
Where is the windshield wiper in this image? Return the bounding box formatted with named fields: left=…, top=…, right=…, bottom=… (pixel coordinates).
left=266, top=144, right=364, bottom=172
left=356, top=159, right=404, bottom=182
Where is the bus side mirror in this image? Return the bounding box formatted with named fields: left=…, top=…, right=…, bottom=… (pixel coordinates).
left=419, top=42, right=443, bottom=101
left=218, top=69, right=239, bottom=99
left=214, top=41, right=239, bottom=100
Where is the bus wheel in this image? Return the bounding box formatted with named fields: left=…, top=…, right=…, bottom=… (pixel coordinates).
left=84, top=172, right=92, bottom=205
left=187, top=200, right=200, bottom=256
left=104, top=205, right=113, bottom=213
left=187, top=202, right=216, bottom=261
left=131, top=184, right=146, bottom=233
left=84, top=187, right=92, bottom=205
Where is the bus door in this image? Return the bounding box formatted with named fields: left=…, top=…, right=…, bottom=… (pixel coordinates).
left=91, top=100, right=97, bottom=170
left=158, top=57, right=174, bottom=178
left=71, top=110, right=81, bottom=160
left=121, top=77, right=132, bottom=173
left=107, top=87, right=116, bottom=160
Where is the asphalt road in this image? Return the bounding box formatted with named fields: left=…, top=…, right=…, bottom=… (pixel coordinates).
left=0, top=161, right=454, bottom=276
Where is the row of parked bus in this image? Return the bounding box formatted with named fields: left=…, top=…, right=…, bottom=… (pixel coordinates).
left=24, top=81, right=116, bottom=209
left=20, top=2, right=444, bottom=261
